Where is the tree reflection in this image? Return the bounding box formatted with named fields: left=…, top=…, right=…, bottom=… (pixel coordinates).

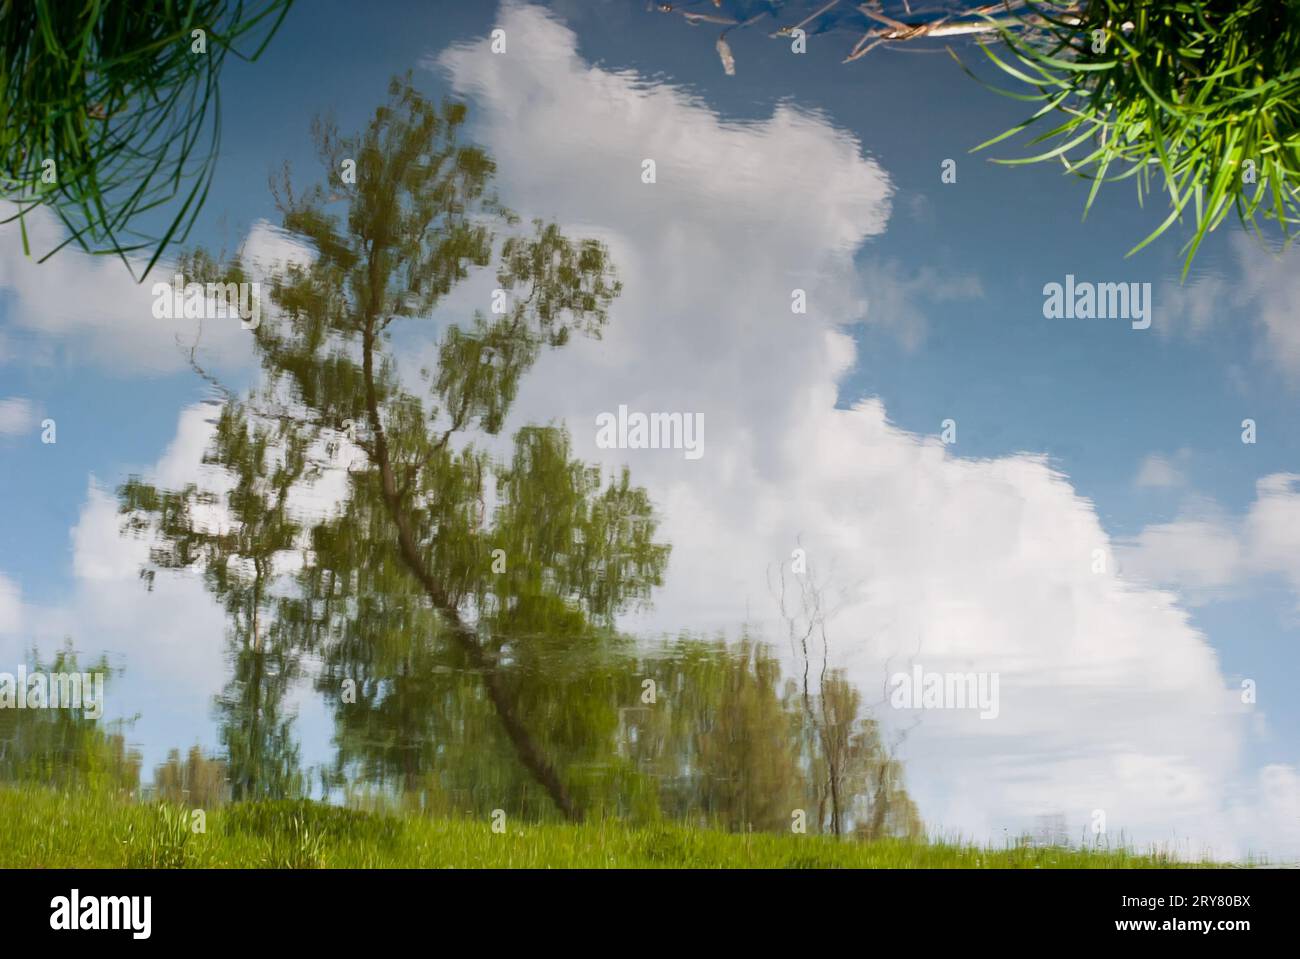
left=120, top=77, right=920, bottom=838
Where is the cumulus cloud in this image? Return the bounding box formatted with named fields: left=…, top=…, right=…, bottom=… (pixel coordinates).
left=0, top=210, right=305, bottom=376
left=1228, top=764, right=1300, bottom=861
left=1157, top=235, right=1300, bottom=380
left=1238, top=242, right=1300, bottom=381
left=22, top=406, right=234, bottom=678
left=1119, top=474, right=1300, bottom=609
left=0, top=396, right=38, bottom=436
left=1, top=0, right=1292, bottom=858
left=854, top=259, right=984, bottom=352
left=1134, top=451, right=1188, bottom=489
left=428, top=1, right=1297, bottom=858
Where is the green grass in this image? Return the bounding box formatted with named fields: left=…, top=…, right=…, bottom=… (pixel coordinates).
left=0, top=786, right=1227, bottom=868
left=1, top=0, right=292, bottom=277
left=965, top=0, right=1300, bottom=277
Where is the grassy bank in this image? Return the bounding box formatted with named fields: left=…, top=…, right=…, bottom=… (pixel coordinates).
left=0, top=787, right=1216, bottom=868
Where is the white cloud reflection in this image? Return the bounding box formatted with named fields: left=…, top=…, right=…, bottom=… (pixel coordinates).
left=0, top=0, right=1295, bottom=862
left=430, top=1, right=1299, bottom=860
